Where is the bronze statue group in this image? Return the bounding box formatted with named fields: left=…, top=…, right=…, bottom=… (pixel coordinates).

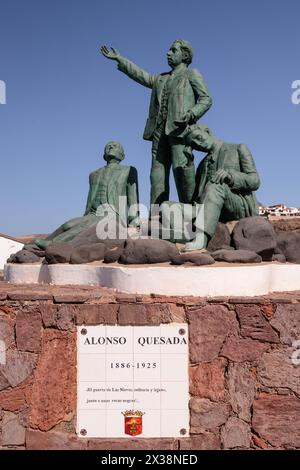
left=9, top=39, right=261, bottom=262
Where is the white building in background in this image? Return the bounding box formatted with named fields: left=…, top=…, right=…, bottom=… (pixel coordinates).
left=0, top=234, right=23, bottom=269
left=259, top=204, right=300, bottom=217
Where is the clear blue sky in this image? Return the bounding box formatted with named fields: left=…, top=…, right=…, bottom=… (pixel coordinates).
left=1, top=0, right=299, bottom=235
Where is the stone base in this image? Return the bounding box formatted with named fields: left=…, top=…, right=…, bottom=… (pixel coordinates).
left=0, top=282, right=300, bottom=450
left=4, top=262, right=300, bottom=297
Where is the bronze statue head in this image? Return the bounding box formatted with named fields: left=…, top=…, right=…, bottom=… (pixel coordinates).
left=103, top=141, right=125, bottom=163
left=167, top=40, right=193, bottom=68
left=174, top=39, right=193, bottom=64
left=183, top=124, right=216, bottom=152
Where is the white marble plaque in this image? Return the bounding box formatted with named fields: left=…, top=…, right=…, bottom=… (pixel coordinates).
left=77, top=324, right=189, bottom=438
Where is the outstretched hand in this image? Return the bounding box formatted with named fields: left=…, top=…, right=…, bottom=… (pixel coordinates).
left=100, top=45, right=121, bottom=61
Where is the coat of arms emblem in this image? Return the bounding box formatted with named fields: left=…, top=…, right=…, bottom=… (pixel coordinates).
left=122, top=410, right=145, bottom=436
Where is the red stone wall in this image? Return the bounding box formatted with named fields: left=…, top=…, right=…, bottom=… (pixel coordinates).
left=0, top=282, right=300, bottom=450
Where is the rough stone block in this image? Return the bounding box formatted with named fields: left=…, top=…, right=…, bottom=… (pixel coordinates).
left=75, top=304, right=118, bottom=325
left=7, top=291, right=53, bottom=301
left=119, top=238, right=179, bottom=264
left=207, top=222, right=231, bottom=252
left=252, top=394, right=300, bottom=448
left=70, top=242, right=107, bottom=264
left=0, top=385, right=29, bottom=412
left=232, top=217, right=277, bottom=260
left=236, top=305, right=279, bottom=342
left=115, top=294, right=137, bottom=303
left=56, top=304, right=77, bottom=330
left=0, top=372, right=10, bottom=391
left=270, top=304, right=300, bottom=345
left=258, top=348, right=300, bottom=396
left=53, top=294, right=89, bottom=303
left=190, top=397, right=231, bottom=432
left=171, top=252, right=215, bottom=266
left=118, top=304, right=176, bottom=325
left=0, top=350, right=37, bottom=387
left=212, top=249, right=262, bottom=263
left=1, top=411, right=25, bottom=446
left=226, top=363, right=256, bottom=422
left=45, top=242, right=73, bottom=264
left=16, top=310, right=42, bottom=352
left=29, top=329, right=76, bottom=431
left=276, top=231, right=300, bottom=263
left=221, top=336, right=269, bottom=362
left=40, top=304, right=58, bottom=328
left=189, top=358, right=227, bottom=401
left=221, top=417, right=251, bottom=449
left=187, top=305, right=238, bottom=363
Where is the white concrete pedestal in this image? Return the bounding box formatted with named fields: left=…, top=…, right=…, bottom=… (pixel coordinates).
left=4, top=263, right=300, bottom=297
